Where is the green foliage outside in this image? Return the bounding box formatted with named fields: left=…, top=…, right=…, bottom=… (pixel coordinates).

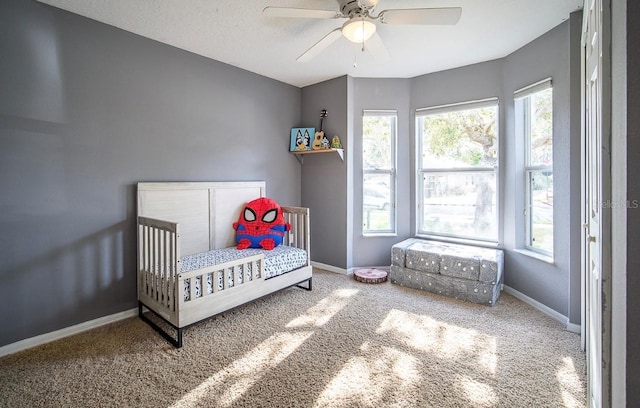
left=420, top=105, right=498, bottom=239
left=528, top=88, right=554, bottom=254
left=363, top=208, right=391, bottom=231
left=363, top=116, right=393, bottom=169
left=530, top=88, right=553, bottom=166
left=363, top=115, right=394, bottom=232
left=422, top=106, right=498, bottom=168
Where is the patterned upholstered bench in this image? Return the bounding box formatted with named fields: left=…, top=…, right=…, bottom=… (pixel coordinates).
left=390, top=238, right=504, bottom=305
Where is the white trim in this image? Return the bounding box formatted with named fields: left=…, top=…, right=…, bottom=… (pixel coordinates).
left=503, top=285, right=579, bottom=332
left=362, top=109, right=397, bottom=116
left=610, top=0, right=627, bottom=405
left=513, top=248, right=555, bottom=264
left=416, top=97, right=499, bottom=115
left=311, top=261, right=349, bottom=275
left=514, top=77, right=553, bottom=100
left=362, top=111, right=397, bottom=236
left=0, top=308, right=138, bottom=358
left=566, top=322, right=581, bottom=334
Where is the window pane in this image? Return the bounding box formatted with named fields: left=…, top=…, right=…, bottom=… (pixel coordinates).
left=363, top=174, right=393, bottom=232
left=529, top=88, right=553, bottom=166
left=363, top=111, right=396, bottom=234
left=528, top=170, right=553, bottom=253
left=420, top=105, right=498, bottom=169
left=420, top=172, right=496, bottom=240
left=363, top=115, right=394, bottom=169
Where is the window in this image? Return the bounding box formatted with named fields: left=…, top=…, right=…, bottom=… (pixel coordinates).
left=516, top=79, right=553, bottom=255
left=416, top=99, right=499, bottom=242
left=362, top=110, right=396, bottom=234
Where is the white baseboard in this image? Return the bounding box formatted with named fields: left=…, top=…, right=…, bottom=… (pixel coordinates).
left=503, top=285, right=580, bottom=333
left=565, top=322, right=581, bottom=334
left=311, top=261, right=349, bottom=275
left=311, top=262, right=391, bottom=276
left=3, top=283, right=580, bottom=357
left=0, top=308, right=138, bottom=358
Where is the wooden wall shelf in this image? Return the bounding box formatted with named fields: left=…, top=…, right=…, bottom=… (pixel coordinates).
left=291, top=148, right=344, bottom=163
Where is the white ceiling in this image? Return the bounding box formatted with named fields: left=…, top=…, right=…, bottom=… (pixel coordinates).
left=36, top=0, right=583, bottom=88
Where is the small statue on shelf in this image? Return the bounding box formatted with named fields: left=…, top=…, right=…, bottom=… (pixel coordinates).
left=321, top=134, right=330, bottom=149
left=331, top=135, right=342, bottom=149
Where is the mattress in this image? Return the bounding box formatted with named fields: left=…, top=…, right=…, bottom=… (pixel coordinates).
left=180, top=245, right=307, bottom=301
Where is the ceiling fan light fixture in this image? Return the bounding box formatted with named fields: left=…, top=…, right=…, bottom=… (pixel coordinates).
left=341, top=18, right=376, bottom=43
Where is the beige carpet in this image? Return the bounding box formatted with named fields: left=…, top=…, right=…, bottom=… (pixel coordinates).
left=0, top=269, right=585, bottom=408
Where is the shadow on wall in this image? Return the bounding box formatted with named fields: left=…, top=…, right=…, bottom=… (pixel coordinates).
left=0, top=215, right=137, bottom=347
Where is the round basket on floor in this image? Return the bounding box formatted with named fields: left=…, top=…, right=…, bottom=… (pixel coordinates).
left=353, top=268, right=388, bottom=284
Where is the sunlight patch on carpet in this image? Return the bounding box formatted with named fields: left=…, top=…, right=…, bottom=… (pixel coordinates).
left=477, top=337, right=498, bottom=374
left=169, top=331, right=313, bottom=408
left=376, top=309, right=497, bottom=373
left=314, top=342, right=420, bottom=407
left=457, top=375, right=498, bottom=407
left=171, top=288, right=360, bottom=407
left=286, top=288, right=358, bottom=328
left=556, top=356, right=585, bottom=408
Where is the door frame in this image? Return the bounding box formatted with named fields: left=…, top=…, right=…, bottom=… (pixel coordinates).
left=581, top=0, right=616, bottom=406
left=608, top=0, right=627, bottom=406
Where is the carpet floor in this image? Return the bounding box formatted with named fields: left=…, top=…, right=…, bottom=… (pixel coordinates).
left=0, top=269, right=586, bottom=407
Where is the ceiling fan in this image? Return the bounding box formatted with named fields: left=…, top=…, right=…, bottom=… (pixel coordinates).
left=263, top=0, right=462, bottom=62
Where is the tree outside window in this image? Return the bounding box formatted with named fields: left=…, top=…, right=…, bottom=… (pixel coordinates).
left=518, top=83, right=553, bottom=255
left=363, top=111, right=396, bottom=234
left=416, top=99, right=499, bottom=242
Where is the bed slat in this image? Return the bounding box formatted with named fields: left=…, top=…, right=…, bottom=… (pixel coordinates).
left=138, top=216, right=180, bottom=316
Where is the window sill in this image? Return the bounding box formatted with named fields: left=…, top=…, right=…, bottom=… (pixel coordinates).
left=415, top=234, right=500, bottom=249
left=513, top=248, right=554, bottom=264
left=363, top=233, right=397, bottom=238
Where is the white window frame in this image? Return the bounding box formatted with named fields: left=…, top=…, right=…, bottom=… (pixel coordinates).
left=415, top=98, right=499, bottom=243
left=362, top=110, right=397, bottom=235
left=515, top=78, right=553, bottom=256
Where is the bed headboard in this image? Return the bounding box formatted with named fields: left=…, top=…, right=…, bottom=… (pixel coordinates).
left=137, top=181, right=266, bottom=256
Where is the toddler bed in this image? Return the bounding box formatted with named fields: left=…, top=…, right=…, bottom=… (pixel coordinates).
left=137, top=181, right=312, bottom=347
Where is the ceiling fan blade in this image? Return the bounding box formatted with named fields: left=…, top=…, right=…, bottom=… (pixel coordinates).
left=262, top=6, right=341, bottom=19
left=297, top=28, right=343, bottom=62
left=379, top=7, right=462, bottom=25
left=365, top=32, right=389, bottom=62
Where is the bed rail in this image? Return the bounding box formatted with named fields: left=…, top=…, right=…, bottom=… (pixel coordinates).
left=138, top=216, right=180, bottom=320
left=281, top=206, right=310, bottom=265
left=176, top=253, right=265, bottom=303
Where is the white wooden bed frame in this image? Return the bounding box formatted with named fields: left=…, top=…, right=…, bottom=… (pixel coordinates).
left=137, top=181, right=312, bottom=347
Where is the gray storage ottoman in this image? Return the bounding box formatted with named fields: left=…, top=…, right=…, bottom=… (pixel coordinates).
left=390, top=238, right=504, bottom=305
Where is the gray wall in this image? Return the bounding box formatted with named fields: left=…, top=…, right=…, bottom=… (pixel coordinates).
left=300, top=77, right=349, bottom=268
left=624, top=0, right=640, bottom=400
left=0, top=0, right=302, bottom=347
left=409, top=17, right=581, bottom=321
left=502, top=16, right=582, bottom=321
left=410, top=16, right=582, bottom=321
left=300, top=77, right=413, bottom=269
left=352, top=78, right=412, bottom=267
left=568, top=10, right=584, bottom=328
left=302, top=16, right=581, bottom=322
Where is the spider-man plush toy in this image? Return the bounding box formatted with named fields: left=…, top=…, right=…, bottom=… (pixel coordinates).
left=233, top=197, right=291, bottom=250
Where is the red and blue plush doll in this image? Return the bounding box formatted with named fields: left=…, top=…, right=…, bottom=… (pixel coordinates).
left=233, top=197, right=290, bottom=250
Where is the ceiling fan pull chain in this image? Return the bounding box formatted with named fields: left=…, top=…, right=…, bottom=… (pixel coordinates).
left=353, top=46, right=358, bottom=68
left=361, top=17, right=366, bottom=52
